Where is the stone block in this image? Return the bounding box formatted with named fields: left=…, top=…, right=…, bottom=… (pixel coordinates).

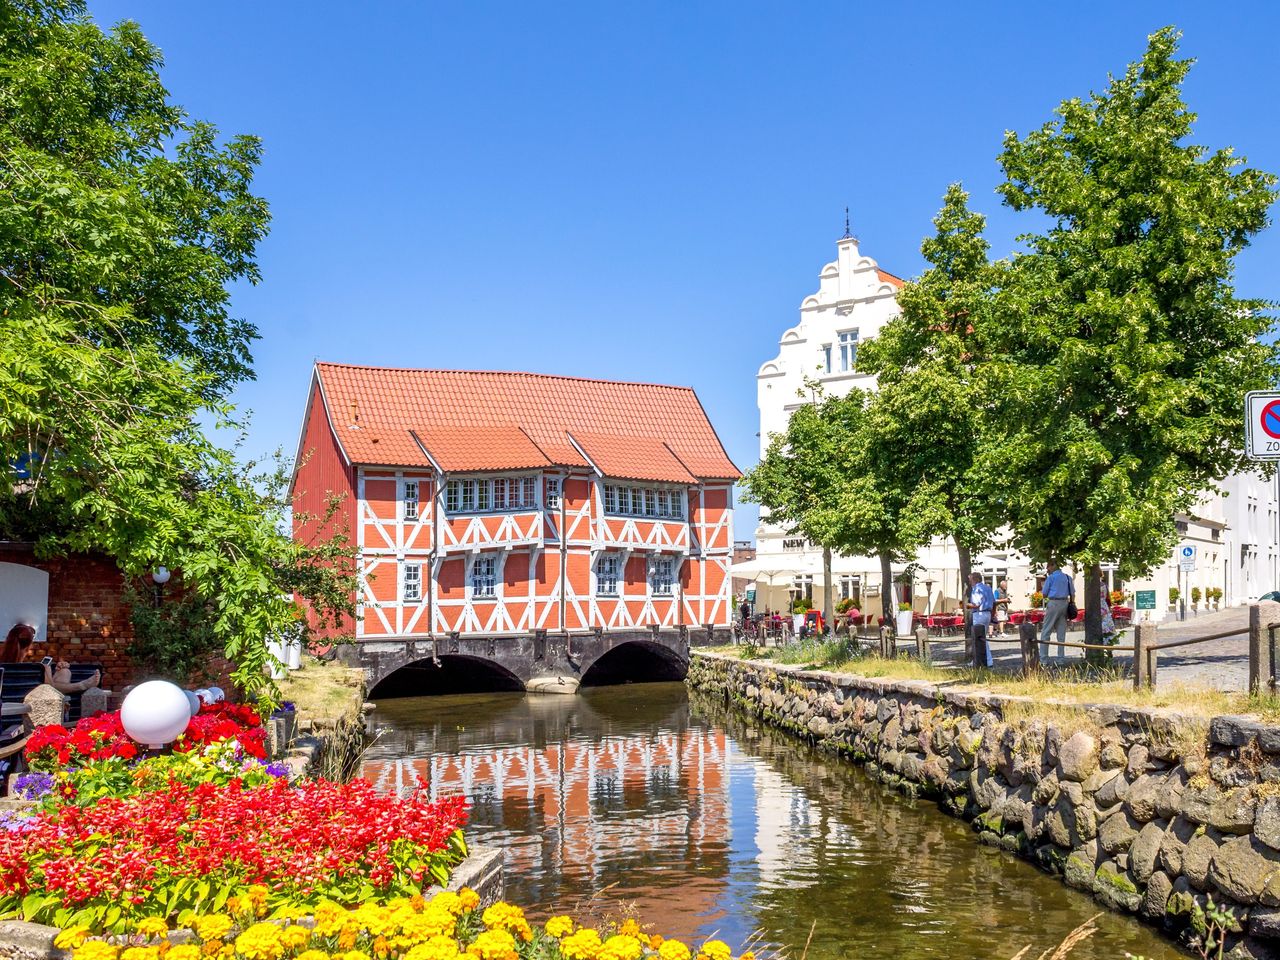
left=1184, top=780, right=1225, bottom=825
left=1099, top=810, right=1141, bottom=855
left=1093, top=860, right=1142, bottom=912
left=1127, top=743, right=1150, bottom=779
left=1059, top=731, right=1099, bottom=782
left=1258, top=796, right=1280, bottom=851
left=1212, top=716, right=1267, bottom=748
left=1154, top=768, right=1189, bottom=820
left=1211, top=788, right=1260, bottom=835
left=1141, top=869, right=1174, bottom=919
left=1211, top=836, right=1280, bottom=905
left=1126, top=773, right=1165, bottom=822
left=1185, top=832, right=1221, bottom=890
left=22, top=685, right=65, bottom=729
left=1095, top=769, right=1130, bottom=807
left=1130, top=819, right=1167, bottom=884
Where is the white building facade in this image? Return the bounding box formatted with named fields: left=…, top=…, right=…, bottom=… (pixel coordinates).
left=751, top=234, right=1279, bottom=621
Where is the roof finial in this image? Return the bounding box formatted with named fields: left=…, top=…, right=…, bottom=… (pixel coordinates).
left=841, top=206, right=856, bottom=242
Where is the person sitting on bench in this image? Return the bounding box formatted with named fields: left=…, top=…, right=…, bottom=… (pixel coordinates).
left=2, top=624, right=100, bottom=693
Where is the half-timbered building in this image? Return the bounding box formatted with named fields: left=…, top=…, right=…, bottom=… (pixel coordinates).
left=291, top=363, right=738, bottom=690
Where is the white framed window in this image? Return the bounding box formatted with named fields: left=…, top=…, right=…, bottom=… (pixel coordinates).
left=650, top=557, right=674, bottom=596
left=604, top=485, right=617, bottom=513
left=403, top=562, right=422, bottom=603
left=822, top=344, right=832, bottom=373
left=546, top=477, right=561, bottom=509
left=445, top=481, right=460, bottom=513
left=657, top=490, right=670, bottom=516
left=403, top=481, right=419, bottom=520
left=522, top=477, right=536, bottom=507
left=643, top=489, right=657, bottom=517
left=471, top=556, right=497, bottom=599
left=477, top=478, right=491, bottom=511
left=460, top=480, right=477, bottom=512
left=493, top=477, right=508, bottom=510
left=596, top=554, right=620, bottom=596
left=838, top=329, right=859, bottom=372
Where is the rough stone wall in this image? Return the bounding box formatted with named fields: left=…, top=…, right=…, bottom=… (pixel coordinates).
left=689, top=653, right=1280, bottom=959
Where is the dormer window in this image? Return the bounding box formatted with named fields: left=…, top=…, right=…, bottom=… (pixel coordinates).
left=403, top=481, right=419, bottom=520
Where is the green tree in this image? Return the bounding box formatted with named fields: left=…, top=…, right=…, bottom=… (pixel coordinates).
left=858, top=185, right=1003, bottom=664
left=986, top=27, right=1277, bottom=639
left=742, top=385, right=933, bottom=633
left=0, top=1, right=354, bottom=692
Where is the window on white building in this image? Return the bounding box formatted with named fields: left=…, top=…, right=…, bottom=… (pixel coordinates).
left=471, top=556, right=497, bottom=599
left=838, top=330, right=859, bottom=372
left=403, top=481, right=419, bottom=520
left=547, top=477, right=561, bottom=509
left=445, top=481, right=460, bottom=513
left=493, top=477, right=508, bottom=510
left=822, top=344, right=832, bottom=373
left=596, top=554, right=620, bottom=596
left=604, top=485, right=618, bottom=513
left=403, top=563, right=422, bottom=603
left=650, top=557, right=674, bottom=596
left=444, top=477, right=542, bottom=514
left=522, top=477, right=537, bottom=507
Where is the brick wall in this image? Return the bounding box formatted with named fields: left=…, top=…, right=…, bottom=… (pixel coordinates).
left=2, top=544, right=137, bottom=691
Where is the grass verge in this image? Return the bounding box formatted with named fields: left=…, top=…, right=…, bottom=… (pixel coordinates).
left=276, top=656, right=366, bottom=731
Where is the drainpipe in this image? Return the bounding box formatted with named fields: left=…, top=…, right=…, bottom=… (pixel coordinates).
left=429, top=470, right=442, bottom=658
left=558, top=473, right=568, bottom=646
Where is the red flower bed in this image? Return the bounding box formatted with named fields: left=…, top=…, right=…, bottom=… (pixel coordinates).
left=25, top=701, right=266, bottom=770
left=0, top=778, right=469, bottom=929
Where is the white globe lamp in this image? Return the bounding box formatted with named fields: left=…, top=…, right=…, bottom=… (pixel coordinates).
left=151, top=567, right=171, bottom=585
left=120, top=680, right=192, bottom=749
left=207, top=686, right=225, bottom=703
left=194, top=688, right=211, bottom=704
left=184, top=689, right=201, bottom=717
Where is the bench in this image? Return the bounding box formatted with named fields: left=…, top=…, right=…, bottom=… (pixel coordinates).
left=0, top=663, right=105, bottom=724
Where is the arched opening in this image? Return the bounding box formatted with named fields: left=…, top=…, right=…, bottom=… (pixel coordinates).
left=369, top=655, right=526, bottom=699
left=579, top=640, right=688, bottom=688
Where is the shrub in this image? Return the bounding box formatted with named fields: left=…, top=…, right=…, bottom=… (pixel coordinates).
left=0, top=779, right=469, bottom=932
left=836, top=597, right=856, bottom=613
left=1109, top=589, right=1124, bottom=606
left=1030, top=591, right=1045, bottom=609
left=1191, top=586, right=1202, bottom=604
left=790, top=597, right=809, bottom=614
left=1169, top=586, right=1180, bottom=604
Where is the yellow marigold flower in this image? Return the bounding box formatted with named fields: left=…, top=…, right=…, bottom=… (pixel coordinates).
left=297, top=951, right=330, bottom=960
left=544, top=916, right=574, bottom=939
left=135, top=918, right=170, bottom=940
left=657, top=941, right=690, bottom=960
left=342, top=952, right=371, bottom=960
left=337, top=930, right=358, bottom=951
left=234, top=923, right=285, bottom=960
left=121, top=946, right=161, bottom=960
left=281, top=926, right=312, bottom=950
left=247, top=886, right=269, bottom=912
left=403, top=908, right=456, bottom=940
left=739, top=953, right=756, bottom=960
left=404, top=938, right=466, bottom=960
left=599, top=934, right=643, bottom=960
left=618, top=920, right=641, bottom=939
left=410, top=895, right=426, bottom=912
left=429, top=891, right=462, bottom=917
left=457, top=889, right=479, bottom=913
left=698, top=942, right=731, bottom=960
left=55, top=928, right=91, bottom=949
left=313, top=902, right=347, bottom=937
left=194, top=916, right=234, bottom=942
left=75, top=943, right=120, bottom=960
left=560, top=929, right=603, bottom=960
left=464, top=930, right=517, bottom=960
left=166, top=947, right=201, bottom=960
left=199, top=942, right=222, bottom=958
left=480, top=903, right=526, bottom=934
left=218, top=946, right=235, bottom=960
left=649, top=936, right=664, bottom=950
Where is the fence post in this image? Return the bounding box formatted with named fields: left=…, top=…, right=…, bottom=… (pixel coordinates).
left=1133, top=623, right=1157, bottom=690
left=915, top=626, right=929, bottom=663
left=1018, top=622, right=1040, bottom=674
left=879, top=625, right=894, bottom=659
left=1248, top=602, right=1280, bottom=696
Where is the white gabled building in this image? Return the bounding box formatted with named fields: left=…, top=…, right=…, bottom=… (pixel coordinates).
left=750, top=232, right=1279, bottom=622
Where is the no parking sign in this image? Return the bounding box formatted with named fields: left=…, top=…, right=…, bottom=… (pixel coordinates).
left=1245, top=391, right=1280, bottom=461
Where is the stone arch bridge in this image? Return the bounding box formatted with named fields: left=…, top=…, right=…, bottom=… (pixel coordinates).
left=347, top=627, right=717, bottom=697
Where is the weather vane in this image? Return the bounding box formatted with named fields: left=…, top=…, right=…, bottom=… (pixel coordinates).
left=842, top=206, right=853, bottom=240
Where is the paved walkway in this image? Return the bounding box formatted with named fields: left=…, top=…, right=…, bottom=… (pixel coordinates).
left=923, top=606, right=1255, bottom=691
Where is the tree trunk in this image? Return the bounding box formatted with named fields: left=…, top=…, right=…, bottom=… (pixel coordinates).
left=879, top=550, right=894, bottom=627
left=822, top=545, right=834, bottom=637
left=1084, top=561, right=1103, bottom=646
left=956, top=540, right=973, bottom=665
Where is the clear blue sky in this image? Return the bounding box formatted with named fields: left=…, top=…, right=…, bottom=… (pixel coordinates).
left=89, top=1, right=1280, bottom=540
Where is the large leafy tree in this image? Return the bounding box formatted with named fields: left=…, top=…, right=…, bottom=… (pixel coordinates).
left=742, top=386, right=933, bottom=632
left=859, top=185, right=1003, bottom=663
left=984, top=27, right=1277, bottom=639
left=0, top=0, right=354, bottom=691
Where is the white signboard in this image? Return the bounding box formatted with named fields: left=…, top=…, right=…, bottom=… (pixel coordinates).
left=1245, top=391, right=1280, bottom=461
left=1178, top=544, right=1196, bottom=572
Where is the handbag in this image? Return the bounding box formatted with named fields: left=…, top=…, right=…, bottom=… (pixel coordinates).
left=1066, top=599, right=1079, bottom=620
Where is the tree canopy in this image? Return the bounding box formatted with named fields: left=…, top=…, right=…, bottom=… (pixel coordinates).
left=0, top=0, right=353, bottom=692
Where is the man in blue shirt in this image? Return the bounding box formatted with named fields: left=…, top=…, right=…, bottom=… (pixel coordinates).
left=965, top=572, right=995, bottom=669
left=1039, top=559, right=1076, bottom=659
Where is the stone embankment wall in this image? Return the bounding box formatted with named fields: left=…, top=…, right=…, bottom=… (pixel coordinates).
left=689, top=653, right=1280, bottom=959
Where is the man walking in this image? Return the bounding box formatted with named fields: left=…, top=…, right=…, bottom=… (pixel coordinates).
left=1039, top=559, right=1075, bottom=660
left=966, top=572, right=995, bottom=669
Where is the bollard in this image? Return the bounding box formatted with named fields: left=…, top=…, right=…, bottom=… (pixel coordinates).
left=915, top=626, right=929, bottom=664
left=1249, top=602, right=1280, bottom=696
left=1133, top=623, right=1157, bottom=689
left=1018, top=622, right=1040, bottom=674
left=879, top=625, right=894, bottom=659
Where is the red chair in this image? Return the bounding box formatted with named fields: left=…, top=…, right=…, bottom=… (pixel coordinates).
left=1071, top=607, right=1086, bottom=623
left=1009, top=610, right=1026, bottom=625
left=1029, top=609, right=1046, bottom=625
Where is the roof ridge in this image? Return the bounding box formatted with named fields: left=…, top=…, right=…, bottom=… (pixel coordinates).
left=314, top=361, right=699, bottom=393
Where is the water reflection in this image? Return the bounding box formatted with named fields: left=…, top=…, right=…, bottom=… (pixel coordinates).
left=362, top=684, right=1183, bottom=959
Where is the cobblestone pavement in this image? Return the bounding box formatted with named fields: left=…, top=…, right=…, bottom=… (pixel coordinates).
left=922, top=605, right=1258, bottom=691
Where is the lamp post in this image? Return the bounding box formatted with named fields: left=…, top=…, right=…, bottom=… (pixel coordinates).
left=925, top=579, right=934, bottom=616
left=151, top=566, right=171, bottom=607
left=120, top=680, right=191, bottom=751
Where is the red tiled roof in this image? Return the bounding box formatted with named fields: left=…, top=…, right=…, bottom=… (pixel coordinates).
left=877, top=269, right=906, bottom=289
left=569, top=431, right=698, bottom=485
left=313, top=363, right=740, bottom=482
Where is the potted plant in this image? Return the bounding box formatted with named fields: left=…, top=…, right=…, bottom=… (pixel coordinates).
left=1030, top=591, right=1045, bottom=610
left=1191, top=586, right=1202, bottom=611
left=1109, top=589, right=1124, bottom=607
left=1169, top=586, right=1180, bottom=610
left=1210, top=586, right=1223, bottom=609
left=895, top=601, right=913, bottom=637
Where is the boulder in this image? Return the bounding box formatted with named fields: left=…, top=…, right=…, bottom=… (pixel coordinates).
left=1212, top=836, right=1280, bottom=905
left=1099, top=810, right=1141, bottom=855
left=1100, top=741, right=1127, bottom=770
left=1257, top=796, right=1280, bottom=852
left=1059, top=731, right=1099, bottom=782
left=1127, top=743, right=1151, bottom=779
left=1094, top=769, right=1130, bottom=808
left=806, top=716, right=832, bottom=738
left=1183, top=780, right=1225, bottom=825
left=1126, top=773, right=1165, bottom=822
left=1154, top=768, right=1189, bottom=820
left=1184, top=832, right=1221, bottom=890
left=1032, top=770, right=1061, bottom=806
left=1093, top=860, right=1142, bottom=912
left=1130, top=820, right=1167, bottom=884
left=1212, top=715, right=1267, bottom=748
left=1251, top=906, right=1280, bottom=940
left=1141, top=869, right=1174, bottom=919
left=1064, top=851, right=1096, bottom=891
left=1210, top=788, right=1259, bottom=835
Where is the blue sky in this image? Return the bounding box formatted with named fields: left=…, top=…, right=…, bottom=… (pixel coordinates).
left=89, top=1, right=1280, bottom=539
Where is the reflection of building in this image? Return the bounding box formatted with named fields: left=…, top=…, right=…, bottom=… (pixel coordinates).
left=362, top=729, right=730, bottom=901
left=749, top=233, right=1280, bottom=619
left=292, top=364, right=739, bottom=644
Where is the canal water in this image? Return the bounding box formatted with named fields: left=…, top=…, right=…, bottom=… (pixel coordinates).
left=362, top=682, right=1182, bottom=959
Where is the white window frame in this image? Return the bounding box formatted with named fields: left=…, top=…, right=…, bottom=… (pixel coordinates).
left=822, top=344, right=832, bottom=373
left=445, top=480, right=460, bottom=513
left=596, top=553, right=620, bottom=596
left=837, top=329, right=859, bottom=372
left=522, top=477, right=536, bottom=507
left=403, top=481, right=419, bottom=520
left=650, top=556, right=674, bottom=596
left=546, top=476, right=561, bottom=510
left=604, top=485, right=617, bottom=513
left=471, top=555, right=498, bottom=599
left=493, top=477, right=508, bottom=510
left=403, top=562, right=422, bottom=603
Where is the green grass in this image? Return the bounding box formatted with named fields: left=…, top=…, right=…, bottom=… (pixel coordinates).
left=276, top=656, right=366, bottom=730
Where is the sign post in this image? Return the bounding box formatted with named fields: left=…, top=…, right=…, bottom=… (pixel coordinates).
left=1178, top=546, right=1195, bottom=621
left=1135, top=590, right=1156, bottom=622
left=1245, top=392, right=1280, bottom=607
